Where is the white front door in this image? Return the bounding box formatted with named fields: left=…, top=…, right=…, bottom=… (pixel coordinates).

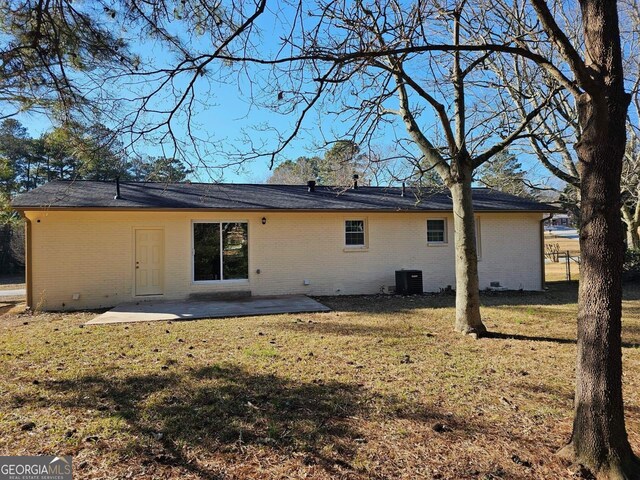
left=135, top=229, right=164, bottom=296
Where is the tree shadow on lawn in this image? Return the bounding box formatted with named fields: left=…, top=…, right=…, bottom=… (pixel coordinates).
left=283, top=318, right=639, bottom=349
left=42, top=364, right=486, bottom=479
left=484, top=331, right=640, bottom=350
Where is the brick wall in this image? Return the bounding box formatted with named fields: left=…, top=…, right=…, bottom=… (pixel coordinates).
left=24, top=210, right=543, bottom=310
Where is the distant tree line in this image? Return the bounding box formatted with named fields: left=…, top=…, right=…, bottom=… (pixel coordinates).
left=0, top=119, right=192, bottom=222
left=268, top=141, right=534, bottom=200
left=267, top=141, right=369, bottom=187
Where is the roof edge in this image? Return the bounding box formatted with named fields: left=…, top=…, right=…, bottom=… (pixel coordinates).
left=15, top=206, right=561, bottom=213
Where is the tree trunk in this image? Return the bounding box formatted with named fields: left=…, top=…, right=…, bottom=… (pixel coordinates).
left=449, top=172, right=486, bottom=337
left=559, top=2, right=640, bottom=476
left=622, top=207, right=640, bottom=250
left=560, top=93, right=640, bottom=478
left=626, top=223, right=640, bottom=250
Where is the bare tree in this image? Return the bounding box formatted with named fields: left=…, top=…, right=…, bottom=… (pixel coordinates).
left=622, top=128, right=640, bottom=249
left=476, top=0, right=639, bottom=476
left=493, top=0, right=640, bottom=251
left=266, top=156, right=322, bottom=184
left=225, top=0, right=639, bottom=473
left=230, top=0, right=553, bottom=336
left=54, top=0, right=553, bottom=336
left=0, top=0, right=269, bottom=178
left=621, top=0, right=640, bottom=249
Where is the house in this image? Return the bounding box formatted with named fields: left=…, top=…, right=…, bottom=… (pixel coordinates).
left=544, top=212, right=574, bottom=228
left=12, top=180, right=555, bottom=311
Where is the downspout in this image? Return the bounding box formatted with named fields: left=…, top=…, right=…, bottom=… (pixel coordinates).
left=19, top=212, right=33, bottom=309
left=540, top=213, right=554, bottom=290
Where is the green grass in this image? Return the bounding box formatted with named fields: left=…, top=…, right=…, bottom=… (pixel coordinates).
left=243, top=345, right=280, bottom=358
left=0, top=283, right=639, bottom=479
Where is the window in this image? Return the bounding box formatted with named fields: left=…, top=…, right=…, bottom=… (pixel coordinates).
left=345, top=220, right=366, bottom=246
left=427, top=219, right=447, bottom=244
left=193, top=222, right=248, bottom=281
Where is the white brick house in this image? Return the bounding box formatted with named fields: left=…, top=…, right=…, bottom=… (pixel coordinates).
left=13, top=181, right=555, bottom=310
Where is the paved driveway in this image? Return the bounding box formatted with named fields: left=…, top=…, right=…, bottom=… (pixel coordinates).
left=0, top=289, right=26, bottom=298
left=87, top=295, right=331, bottom=325
left=546, top=227, right=579, bottom=239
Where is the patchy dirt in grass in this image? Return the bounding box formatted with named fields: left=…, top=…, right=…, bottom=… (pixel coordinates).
left=0, top=283, right=638, bottom=479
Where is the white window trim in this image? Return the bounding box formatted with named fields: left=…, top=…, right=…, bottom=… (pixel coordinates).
left=426, top=218, right=448, bottom=245
left=191, top=220, right=250, bottom=284
left=344, top=218, right=368, bottom=250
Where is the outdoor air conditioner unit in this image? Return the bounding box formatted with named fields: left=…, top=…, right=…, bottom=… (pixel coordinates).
left=395, top=270, right=423, bottom=295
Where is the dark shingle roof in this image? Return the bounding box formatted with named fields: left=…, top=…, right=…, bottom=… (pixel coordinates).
left=12, top=180, right=556, bottom=212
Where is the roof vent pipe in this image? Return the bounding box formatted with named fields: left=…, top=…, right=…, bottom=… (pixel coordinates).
left=401, top=182, right=406, bottom=197
left=114, top=177, right=121, bottom=200
left=352, top=174, right=359, bottom=189
left=307, top=180, right=316, bottom=192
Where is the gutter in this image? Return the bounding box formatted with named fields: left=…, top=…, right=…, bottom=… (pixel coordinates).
left=12, top=206, right=560, bottom=214
left=540, top=213, right=554, bottom=290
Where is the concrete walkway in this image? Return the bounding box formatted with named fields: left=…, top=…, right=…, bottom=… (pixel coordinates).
left=86, top=295, right=331, bottom=325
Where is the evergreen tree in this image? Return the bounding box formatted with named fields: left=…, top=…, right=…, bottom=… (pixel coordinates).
left=0, top=119, right=32, bottom=193
left=0, top=0, right=135, bottom=120
left=130, top=156, right=192, bottom=182
left=266, top=157, right=321, bottom=184
left=267, top=141, right=368, bottom=186
left=477, top=150, right=531, bottom=197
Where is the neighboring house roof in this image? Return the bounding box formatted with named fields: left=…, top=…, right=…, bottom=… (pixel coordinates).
left=12, top=180, right=557, bottom=212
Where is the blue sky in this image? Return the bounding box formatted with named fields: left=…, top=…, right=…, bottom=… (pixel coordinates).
left=15, top=53, right=400, bottom=183
left=15, top=60, right=411, bottom=184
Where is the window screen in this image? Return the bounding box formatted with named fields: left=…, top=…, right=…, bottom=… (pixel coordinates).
left=345, top=220, right=365, bottom=246
left=427, top=219, right=446, bottom=243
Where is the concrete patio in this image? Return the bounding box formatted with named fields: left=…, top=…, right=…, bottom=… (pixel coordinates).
left=86, top=295, right=331, bottom=325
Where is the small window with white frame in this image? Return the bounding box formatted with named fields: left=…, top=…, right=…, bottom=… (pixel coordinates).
left=345, top=219, right=366, bottom=247
left=427, top=218, right=447, bottom=244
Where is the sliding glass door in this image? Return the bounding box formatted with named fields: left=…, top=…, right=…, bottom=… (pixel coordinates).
left=193, top=222, right=248, bottom=282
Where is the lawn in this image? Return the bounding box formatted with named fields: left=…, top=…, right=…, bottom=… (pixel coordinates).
left=545, top=261, right=580, bottom=283
left=544, top=233, right=581, bottom=283
left=1, top=283, right=639, bottom=479
left=543, top=234, right=580, bottom=256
